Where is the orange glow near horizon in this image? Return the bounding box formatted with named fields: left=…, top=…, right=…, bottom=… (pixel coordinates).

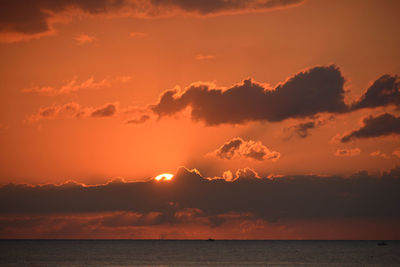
left=155, top=173, right=174, bottom=181
left=0, top=0, right=400, bottom=241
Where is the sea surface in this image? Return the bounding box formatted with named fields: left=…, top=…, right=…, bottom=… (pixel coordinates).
left=0, top=240, right=399, bottom=266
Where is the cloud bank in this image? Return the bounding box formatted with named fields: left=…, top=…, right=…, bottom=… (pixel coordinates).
left=1, top=166, right=400, bottom=222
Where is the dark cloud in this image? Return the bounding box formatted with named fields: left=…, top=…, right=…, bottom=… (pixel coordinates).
left=334, top=148, right=361, bottom=157
left=292, top=121, right=316, bottom=138
left=152, top=65, right=348, bottom=125
left=215, top=138, right=242, bottom=159
left=285, top=115, right=334, bottom=139
left=340, top=113, right=400, bottom=142
left=0, top=0, right=303, bottom=39
left=91, top=103, right=117, bottom=117
left=39, top=107, right=57, bottom=117
left=213, top=137, right=280, bottom=161
left=0, top=0, right=124, bottom=35
left=150, top=0, right=303, bottom=15
left=28, top=102, right=122, bottom=122
left=28, top=102, right=82, bottom=122
left=1, top=166, right=400, bottom=223
left=352, top=75, right=400, bottom=110
left=126, top=115, right=150, bottom=124
left=284, top=115, right=335, bottom=140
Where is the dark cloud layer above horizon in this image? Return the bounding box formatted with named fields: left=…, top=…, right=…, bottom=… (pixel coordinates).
left=1, top=166, right=400, bottom=223
left=0, top=0, right=303, bottom=37
left=152, top=65, right=348, bottom=125
left=341, top=113, right=400, bottom=142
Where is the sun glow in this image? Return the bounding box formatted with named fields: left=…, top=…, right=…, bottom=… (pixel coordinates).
left=155, top=173, right=174, bottom=181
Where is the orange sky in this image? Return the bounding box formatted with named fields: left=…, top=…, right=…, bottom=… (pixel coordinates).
left=0, top=0, right=400, bottom=239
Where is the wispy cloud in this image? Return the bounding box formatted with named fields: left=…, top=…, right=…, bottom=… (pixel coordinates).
left=74, top=33, right=96, bottom=45
left=284, top=115, right=335, bottom=139
left=27, top=102, right=118, bottom=123
left=392, top=148, right=400, bottom=158
left=195, top=54, right=215, bottom=60
left=27, top=101, right=152, bottom=124
left=126, top=115, right=150, bottom=124
left=22, top=76, right=131, bottom=96
left=370, top=151, right=390, bottom=159
left=335, top=148, right=361, bottom=157
left=129, top=32, right=146, bottom=38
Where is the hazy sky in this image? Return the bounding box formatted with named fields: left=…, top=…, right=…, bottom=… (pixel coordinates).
left=0, top=0, right=399, bottom=239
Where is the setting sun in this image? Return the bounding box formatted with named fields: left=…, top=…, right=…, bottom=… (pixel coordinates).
left=155, top=173, right=174, bottom=181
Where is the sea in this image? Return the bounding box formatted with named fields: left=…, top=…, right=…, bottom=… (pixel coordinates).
left=0, top=240, right=399, bottom=266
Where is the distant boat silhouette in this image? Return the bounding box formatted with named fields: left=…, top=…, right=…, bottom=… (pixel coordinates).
left=207, top=238, right=215, bottom=242
left=377, top=241, right=387, bottom=246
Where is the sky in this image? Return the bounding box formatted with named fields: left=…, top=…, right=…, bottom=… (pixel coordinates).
left=0, top=0, right=399, bottom=240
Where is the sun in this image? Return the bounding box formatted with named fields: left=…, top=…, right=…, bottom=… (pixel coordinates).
left=155, top=173, right=174, bottom=181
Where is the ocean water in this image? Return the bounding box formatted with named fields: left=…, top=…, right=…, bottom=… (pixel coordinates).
left=0, top=240, right=399, bottom=266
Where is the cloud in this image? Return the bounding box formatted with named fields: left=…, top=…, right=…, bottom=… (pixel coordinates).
left=235, top=168, right=260, bottom=180
left=126, top=115, right=150, bottom=124
left=370, top=151, right=390, bottom=159
left=0, top=0, right=303, bottom=42
left=27, top=101, right=150, bottom=123
left=28, top=102, right=121, bottom=122
left=393, top=148, right=400, bottom=158
left=27, top=102, right=82, bottom=122
left=74, top=33, right=96, bottom=45
left=1, top=166, right=400, bottom=224
left=150, top=0, right=304, bottom=15
left=0, top=0, right=125, bottom=43
left=221, top=170, right=234, bottom=181
left=340, top=113, right=400, bottom=143
left=129, top=31, right=146, bottom=38
left=115, top=76, right=132, bottom=83
left=23, top=77, right=109, bottom=96
left=352, top=74, right=400, bottom=110
left=22, top=76, right=130, bottom=96
left=91, top=103, right=118, bottom=117
left=285, top=115, right=335, bottom=139
left=152, top=65, right=348, bottom=125
left=291, top=121, right=317, bottom=138
left=212, top=137, right=280, bottom=161
left=335, top=148, right=361, bottom=157
left=195, top=54, right=215, bottom=60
